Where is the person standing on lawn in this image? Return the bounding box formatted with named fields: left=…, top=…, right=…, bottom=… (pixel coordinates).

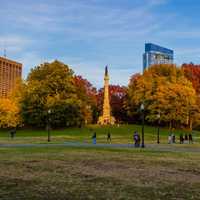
left=107, top=132, right=111, bottom=143
left=189, top=133, right=193, bottom=144
left=185, top=133, right=188, bottom=144
left=92, top=132, right=97, bottom=144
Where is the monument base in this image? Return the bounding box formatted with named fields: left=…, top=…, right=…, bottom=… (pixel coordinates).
left=98, top=116, right=115, bottom=125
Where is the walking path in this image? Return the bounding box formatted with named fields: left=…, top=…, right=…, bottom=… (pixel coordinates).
left=0, top=142, right=199, bottom=153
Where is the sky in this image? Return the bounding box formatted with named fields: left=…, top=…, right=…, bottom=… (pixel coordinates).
left=1, top=0, right=200, bottom=87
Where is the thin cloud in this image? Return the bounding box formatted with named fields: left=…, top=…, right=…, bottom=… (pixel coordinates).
left=3, top=0, right=195, bottom=87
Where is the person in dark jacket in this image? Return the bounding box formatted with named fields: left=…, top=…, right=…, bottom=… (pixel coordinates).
left=133, top=131, right=139, bottom=147
left=189, top=133, right=193, bottom=144
left=107, top=132, right=111, bottom=143
left=185, top=133, right=188, bottom=144
left=172, top=133, right=176, bottom=143
left=180, top=133, right=184, bottom=144
left=10, top=128, right=16, bottom=139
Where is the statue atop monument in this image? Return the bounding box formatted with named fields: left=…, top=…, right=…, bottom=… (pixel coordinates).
left=98, top=66, right=115, bottom=125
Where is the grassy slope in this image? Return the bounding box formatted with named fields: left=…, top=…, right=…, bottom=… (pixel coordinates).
left=0, top=124, right=199, bottom=144
left=0, top=146, right=199, bottom=200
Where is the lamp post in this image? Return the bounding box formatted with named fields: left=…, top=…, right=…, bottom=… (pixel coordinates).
left=47, top=109, right=51, bottom=142
left=157, top=112, right=161, bottom=144
left=140, top=103, right=145, bottom=148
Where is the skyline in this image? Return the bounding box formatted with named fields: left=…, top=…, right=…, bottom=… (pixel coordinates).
left=1, top=0, right=200, bottom=87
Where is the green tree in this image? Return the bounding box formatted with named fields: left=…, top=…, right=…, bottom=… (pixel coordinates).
left=21, top=60, right=85, bottom=128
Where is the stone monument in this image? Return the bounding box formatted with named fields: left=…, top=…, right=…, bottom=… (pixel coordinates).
left=98, top=66, right=115, bottom=125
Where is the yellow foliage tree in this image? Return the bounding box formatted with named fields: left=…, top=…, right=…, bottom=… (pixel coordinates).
left=0, top=98, right=22, bottom=128
left=127, top=64, right=197, bottom=129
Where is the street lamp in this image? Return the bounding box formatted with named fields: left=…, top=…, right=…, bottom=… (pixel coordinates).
left=140, top=103, right=145, bottom=148
left=157, top=112, right=161, bottom=144
left=47, top=109, right=51, bottom=142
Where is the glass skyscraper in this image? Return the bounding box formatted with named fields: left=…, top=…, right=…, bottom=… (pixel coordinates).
left=143, top=43, right=174, bottom=71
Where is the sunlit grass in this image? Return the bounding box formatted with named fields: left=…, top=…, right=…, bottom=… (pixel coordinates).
left=0, top=124, right=199, bottom=145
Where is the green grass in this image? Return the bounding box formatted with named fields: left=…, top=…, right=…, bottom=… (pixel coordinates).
left=0, top=124, right=199, bottom=144
left=0, top=125, right=199, bottom=199
left=0, top=146, right=199, bottom=200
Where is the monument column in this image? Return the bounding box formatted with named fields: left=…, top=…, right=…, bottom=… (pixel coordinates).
left=98, top=66, right=115, bottom=125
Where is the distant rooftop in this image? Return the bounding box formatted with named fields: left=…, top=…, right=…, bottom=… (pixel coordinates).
left=145, top=43, right=173, bottom=55
left=0, top=56, right=22, bottom=66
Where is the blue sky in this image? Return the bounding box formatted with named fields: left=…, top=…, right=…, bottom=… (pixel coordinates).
left=1, top=0, right=200, bottom=87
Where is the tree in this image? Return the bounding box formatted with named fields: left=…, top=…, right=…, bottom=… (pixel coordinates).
left=182, top=63, right=200, bottom=128
left=125, top=73, right=142, bottom=123
left=74, top=75, right=98, bottom=124
left=21, top=60, right=85, bottom=128
left=97, top=85, right=128, bottom=122
left=0, top=98, right=22, bottom=128
left=127, top=64, right=197, bottom=129
left=182, top=63, right=200, bottom=94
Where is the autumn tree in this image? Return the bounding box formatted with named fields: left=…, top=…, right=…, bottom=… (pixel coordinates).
left=182, top=63, right=200, bottom=93
left=0, top=98, right=22, bottom=128
left=125, top=73, right=142, bottom=123
left=97, top=85, right=128, bottom=122
left=20, top=60, right=86, bottom=128
left=127, top=64, right=197, bottom=129
left=74, top=75, right=98, bottom=124
left=182, top=63, right=200, bottom=128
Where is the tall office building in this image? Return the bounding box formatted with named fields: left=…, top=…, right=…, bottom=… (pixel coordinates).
left=0, top=56, right=22, bottom=98
left=143, top=43, right=174, bottom=71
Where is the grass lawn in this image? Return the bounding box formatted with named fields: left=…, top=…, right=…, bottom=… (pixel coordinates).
left=0, top=125, right=199, bottom=199
left=0, top=146, right=199, bottom=200
left=0, top=124, right=199, bottom=144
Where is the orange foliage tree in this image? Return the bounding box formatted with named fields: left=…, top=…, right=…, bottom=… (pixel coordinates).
left=74, top=75, right=98, bottom=124
left=182, top=63, right=200, bottom=127
left=127, top=64, right=197, bottom=129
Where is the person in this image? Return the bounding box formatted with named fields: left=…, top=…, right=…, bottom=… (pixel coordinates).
left=133, top=131, right=139, bottom=147
left=168, top=134, right=172, bottom=144
left=189, top=133, right=193, bottom=144
left=10, top=128, right=16, bottom=139
left=172, top=133, right=176, bottom=144
left=107, top=132, right=111, bottom=143
left=184, top=133, right=188, bottom=144
left=92, top=132, right=96, bottom=144
left=180, top=133, right=184, bottom=144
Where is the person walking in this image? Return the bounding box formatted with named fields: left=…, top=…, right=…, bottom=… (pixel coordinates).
left=10, top=128, right=16, bottom=139
left=92, top=132, right=97, bottom=144
left=168, top=134, right=172, bottom=144
left=133, top=131, right=139, bottom=147
left=184, top=133, right=188, bottom=144
left=180, top=133, right=184, bottom=144
left=189, top=133, right=193, bottom=144
left=107, top=132, right=111, bottom=143
left=172, top=133, right=176, bottom=144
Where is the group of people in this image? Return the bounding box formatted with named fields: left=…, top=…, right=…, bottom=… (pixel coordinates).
left=92, top=132, right=112, bottom=144
left=92, top=131, right=141, bottom=147
left=92, top=131, right=194, bottom=146
left=180, top=133, right=193, bottom=144
left=168, top=133, right=193, bottom=144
